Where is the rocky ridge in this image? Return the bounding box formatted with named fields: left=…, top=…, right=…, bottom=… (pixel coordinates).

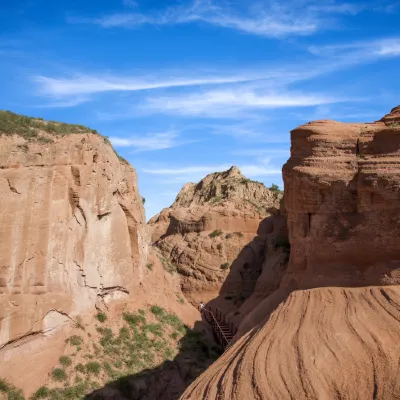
left=181, top=106, right=400, bottom=400
left=148, top=166, right=283, bottom=308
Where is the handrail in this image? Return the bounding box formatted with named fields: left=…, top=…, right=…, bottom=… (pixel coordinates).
left=202, top=308, right=230, bottom=348
left=202, top=306, right=237, bottom=349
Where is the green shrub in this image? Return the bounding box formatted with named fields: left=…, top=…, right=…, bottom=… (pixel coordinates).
left=86, top=362, right=101, bottom=375
left=75, top=363, right=85, bottom=374
left=269, top=183, right=281, bottom=192
left=142, top=197, right=146, bottom=204
left=51, top=368, right=67, bottom=382
left=233, top=231, right=244, bottom=238
left=144, top=323, right=163, bottom=337
left=96, top=312, right=107, bottom=323
left=0, top=378, right=8, bottom=392
left=170, top=331, right=179, bottom=340
left=225, top=233, right=232, bottom=239
left=68, top=335, right=83, bottom=346
left=146, top=263, right=153, bottom=271
left=0, top=378, right=25, bottom=400
left=164, top=347, right=174, bottom=360
left=150, top=305, right=165, bottom=316
left=209, top=229, right=223, bottom=238
left=31, top=386, right=49, bottom=399
left=160, top=257, right=177, bottom=274
left=123, top=312, right=145, bottom=326
left=221, top=262, right=230, bottom=270
left=59, top=356, right=72, bottom=367
left=209, top=195, right=222, bottom=204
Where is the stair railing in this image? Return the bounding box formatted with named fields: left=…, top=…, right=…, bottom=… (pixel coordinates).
left=202, top=307, right=230, bottom=348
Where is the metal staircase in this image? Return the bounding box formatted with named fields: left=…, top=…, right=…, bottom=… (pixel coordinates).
left=202, top=306, right=237, bottom=349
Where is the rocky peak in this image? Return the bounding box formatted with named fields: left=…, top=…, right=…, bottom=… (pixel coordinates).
left=173, top=166, right=280, bottom=209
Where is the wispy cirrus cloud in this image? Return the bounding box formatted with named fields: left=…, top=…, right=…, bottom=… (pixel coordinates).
left=309, top=37, right=400, bottom=57
left=110, top=131, right=197, bottom=152
left=141, top=87, right=348, bottom=118
left=33, top=72, right=265, bottom=97
left=68, top=0, right=367, bottom=38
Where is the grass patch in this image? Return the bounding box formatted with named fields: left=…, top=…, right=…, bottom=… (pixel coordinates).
left=0, top=110, right=98, bottom=140
left=221, top=262, right=230, bottom=270
left=59, top=356, right=72, bottom=368
left=86, top=362, right=101, bottom=376
left=11, top=304, right=222, bottom=399
left=0, top=378, right=25, bottom=400
left=74, top=316, right=85, bottom=330
left=68, top=335, right=83, bottom=346
left=176, top=293, right=185, bottom=304
left=75, top=363, right=85, bottom=374
left=30, top=386, right=49, bottom=399
left=144, top=323, right=164, bottom=337
left=160, top=257, right=177, bottom=274
left=209, top=195, right=222, bottom=204
left=96, top=312, right=107, bottom=323
left=146, top=262, right=154, bottom=271
left=51, top=368, right=67, bottom=382
left=209, top=229, right=223, bottom=238
left=123, top=311, right=146, bottom=327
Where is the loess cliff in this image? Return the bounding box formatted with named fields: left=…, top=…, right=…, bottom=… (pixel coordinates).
left=181, top=106, right=400, bottom=400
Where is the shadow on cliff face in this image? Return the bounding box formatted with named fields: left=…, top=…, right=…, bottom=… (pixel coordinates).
left=84, top=321, right=222, bottom=400
left=205, top=212, right=289, bottom=322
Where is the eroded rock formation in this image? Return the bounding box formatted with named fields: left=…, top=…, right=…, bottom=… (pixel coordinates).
left=181, top=106, right=400, bottom=399
left=0, top=117, right=149, bottom=392
left=148, top=166, right=283, bottom=306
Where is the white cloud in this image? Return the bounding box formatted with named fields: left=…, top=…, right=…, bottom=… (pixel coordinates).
left=33, top=72, right=267, bottom=97
left=308, top=37, right=400, bottom=58
left=68, top=0, right=367, bottom=38
left=110, top=131, right=196, bottom=152
left=141, top=87, right=347, bottom=118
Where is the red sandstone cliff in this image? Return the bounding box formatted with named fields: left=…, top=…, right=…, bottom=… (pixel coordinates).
left=181, top=106, right=400, bottom=400
left=0, top=112, right=200, bottom=396
left=148, top=166, right=283, bottom=307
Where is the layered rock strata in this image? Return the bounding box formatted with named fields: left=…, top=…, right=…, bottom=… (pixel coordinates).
left=181, top=106, right=400, bottom=400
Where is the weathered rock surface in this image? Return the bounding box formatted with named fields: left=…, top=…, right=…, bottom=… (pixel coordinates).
left=148, top=166, right=283, bottom=306
left=182, top=286, right=400, bottom=400
left=0, top=123, right=148, bottom=391
left=181, top=106, right=400, bottom=399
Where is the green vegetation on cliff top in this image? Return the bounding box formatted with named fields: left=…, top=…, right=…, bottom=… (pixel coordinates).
left=0, top=110, right=128, bottom=164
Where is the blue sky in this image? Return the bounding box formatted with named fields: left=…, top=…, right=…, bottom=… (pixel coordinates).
left=1, top=0, right=400, bottom=219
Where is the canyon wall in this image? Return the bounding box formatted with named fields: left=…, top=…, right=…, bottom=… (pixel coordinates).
left=0, top=129, right=148, bottom=391
left=181, top=106, right=400, bottom=400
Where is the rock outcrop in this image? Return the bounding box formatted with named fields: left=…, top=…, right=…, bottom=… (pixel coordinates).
left=0, top=113, right=151, bottom=392
left=181, top=106, right=400, bottom=399
left=148, top=166, right=283, bottom=306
